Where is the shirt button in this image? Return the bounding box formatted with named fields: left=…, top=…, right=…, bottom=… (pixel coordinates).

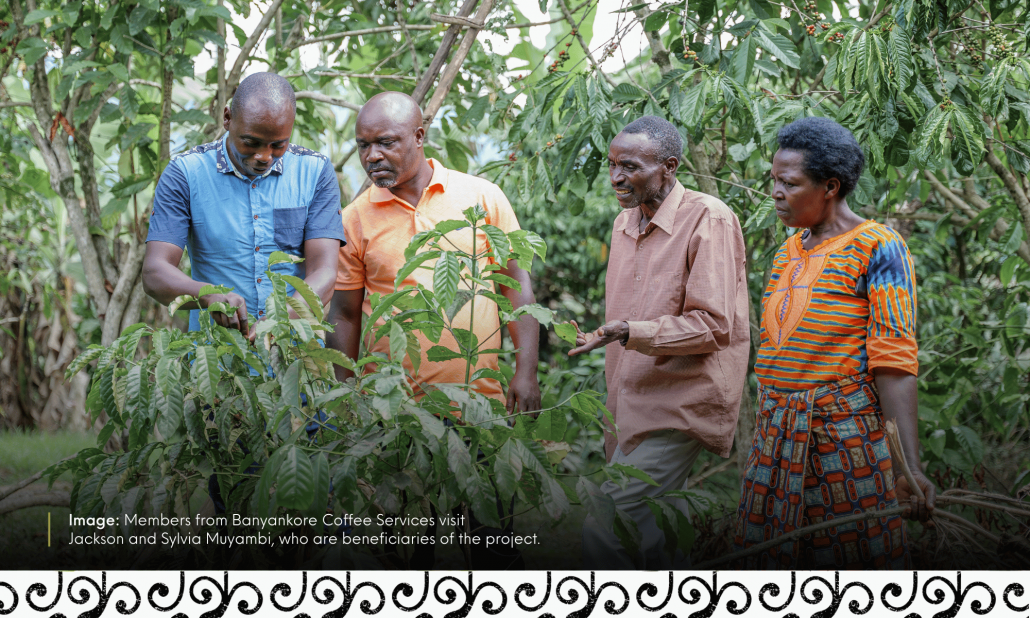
left=255, top=247, right=260, bottom=252
left=257, top=278, right=262, bottom=283
left=254, top=215, right=259, bottom=220
left=258, top=310, right=264, bottom=316
left=635, top=275, right=641, bottom=281
left=251, top=184, right=256, bottom=188
left=620, top=389, right=627, bottom=394
left=631, top=311, right=637, bottom=316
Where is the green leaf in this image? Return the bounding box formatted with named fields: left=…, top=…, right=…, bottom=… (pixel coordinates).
left=426, top=345, right=464, bottom=362
left=744, top=196, right=775, bottom=231
left=444, top=289, right=475, bottom=322
left=887, top=26, right=914, bottom=92
left=612, top=83, right=645, bottom=103
left=493, top=441, right=523, bottom=501
left=23, top=9, right=59, bottom=25
left=168, top=294, right=195, bottom=315
left=1003, top=221, right=1024, bottom=256
left=511, top=303, right=553, bottom=326
left=276, top=444, right=315, bottom=510
left=484, top=273, right=520, bottom=291
left=394, top=250, right=441, bottom=289
left=927, top=428, right=946, bottom=458
left=111, top=174, right=154, bottom=198
left=388, top=320, right=406, bottom=361
left=482, top=225, right=511, bottom=264
left=281, top=274, right=324, bottom=321
left=643, top=9, right=668, bottom=31
left=1000, top=257, right=1018, bottom=286
left=677, top=79, right=710, bottom=129
left=730, top=36, right=757, bottom=85
left=612, top=462, right=660, bottom=486
left=306, top=452, right=330, bottom=517
left=696, top=0, right=717, bottom=23
left=576, top=477, right=615, bottom=531
left=305, top=347, right=357, bottom=371
left=949, top=105, right=986, bottom=173
left=281, top=359, right=302, bottom=408
left=128, top=5, right=156, bottom=35
left=171, top=109, right=216, bottom=125
left=193, top=346, right=219, bottom=404
left=753, top=27, right=800, bottom=69
left=16, top=38, right=49, bottom=66
left=66, top=346, right=105, bottom=379
left=446, top=430, right=476, bottom=493
left=614, top=508, right=642, bottom=555
left=432, top=252, right=460, bottom=310
left=952, top=425, right=984, bottom=464
left=534, top=409, right=568, bottom=441
left=435, top=219, right=469, bottom=235
left=268, top=251, right=303, bottom=266
left=554, top=322, right=578, bottom=345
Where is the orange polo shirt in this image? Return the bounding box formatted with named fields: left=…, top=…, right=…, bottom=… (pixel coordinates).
left=335, top=159, right=520, bottom=402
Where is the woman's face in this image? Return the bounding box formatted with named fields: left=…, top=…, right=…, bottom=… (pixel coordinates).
left=770, top=149, right=836, bottom=228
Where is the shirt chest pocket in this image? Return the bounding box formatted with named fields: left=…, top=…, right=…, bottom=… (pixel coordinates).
left=645, top=271, right=685, bottom=317
left=274, top=207, right=306, bottom=255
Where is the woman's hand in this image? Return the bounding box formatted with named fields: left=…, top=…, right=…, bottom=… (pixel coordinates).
left=895, top=469, right=936, bottom=522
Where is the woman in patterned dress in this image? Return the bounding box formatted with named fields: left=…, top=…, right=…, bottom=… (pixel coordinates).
left=733, top=116, right=936, bottom=569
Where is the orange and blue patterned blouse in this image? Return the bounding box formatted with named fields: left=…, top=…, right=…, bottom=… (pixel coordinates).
left=755, top=219, right=919, bottom=391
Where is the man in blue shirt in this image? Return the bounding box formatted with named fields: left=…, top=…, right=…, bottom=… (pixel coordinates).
left=143, top=72, right=345, bottom=334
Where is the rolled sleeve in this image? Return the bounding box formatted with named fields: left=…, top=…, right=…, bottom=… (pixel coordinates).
left=624, top=212, right=743, bottom=356
left=145, top=160, right=191, bottom=248
left=303, top=159, right=346, bottom=244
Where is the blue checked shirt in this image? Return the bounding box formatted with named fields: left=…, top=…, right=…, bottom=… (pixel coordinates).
left=147, top=134, right=346, bottom=331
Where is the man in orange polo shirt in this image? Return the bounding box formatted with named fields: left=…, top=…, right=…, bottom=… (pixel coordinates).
left=326, top=91, right=540, bottom=569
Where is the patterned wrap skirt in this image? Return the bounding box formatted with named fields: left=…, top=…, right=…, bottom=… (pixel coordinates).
left=733, top=373, right=909, bottom=569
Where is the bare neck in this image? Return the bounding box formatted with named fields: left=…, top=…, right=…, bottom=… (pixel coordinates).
left=804, top=200, right=865, bottom=247
left=389, top=157, right=435, bottom=207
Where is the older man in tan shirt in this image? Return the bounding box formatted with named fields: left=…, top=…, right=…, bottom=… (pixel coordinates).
left=571, top=115, right=750, bottom=569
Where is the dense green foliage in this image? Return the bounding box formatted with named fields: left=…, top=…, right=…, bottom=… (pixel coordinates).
left=48, top=213, right=710, bottom=566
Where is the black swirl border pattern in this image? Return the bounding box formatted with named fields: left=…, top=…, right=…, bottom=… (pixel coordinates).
left=0, top=571, right=1024, bottom=617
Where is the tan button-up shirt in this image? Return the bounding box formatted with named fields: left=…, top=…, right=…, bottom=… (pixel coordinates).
left=603, top=181, right=750, bottom=460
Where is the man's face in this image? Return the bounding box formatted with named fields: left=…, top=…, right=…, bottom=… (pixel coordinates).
left=355, top=111, right=424, bottom=189
left=607, top=132, right=668, bottom=210
left=222, top=103, right=295, bottom=177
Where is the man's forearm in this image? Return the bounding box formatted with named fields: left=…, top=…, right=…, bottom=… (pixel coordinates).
left=499, top=262, right=539, bottom=371
left=142, top=260, right=209, bottom=309
left=300, top=264, right=338, bottom=308
left=624, top=311, right=732, bottom=356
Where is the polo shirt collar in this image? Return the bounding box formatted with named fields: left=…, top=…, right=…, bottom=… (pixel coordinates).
left=617, top=180, right=684, bottom=236
left=369, top=158, right=449, bottom=205
left=215, top=133, right=283, bottom=179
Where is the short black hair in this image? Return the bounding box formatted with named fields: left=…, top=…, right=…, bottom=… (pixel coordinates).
left=230, top=72, right=296, bottom=116
left=620, top=115, right=683, bottom=163
left=776, top=116, right=865, bottom=197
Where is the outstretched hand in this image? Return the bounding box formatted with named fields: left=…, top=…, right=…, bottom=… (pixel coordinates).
left=568, top=320, right=629, bottom=356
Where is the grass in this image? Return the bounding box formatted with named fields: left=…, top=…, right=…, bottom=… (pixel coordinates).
left=0, top=428, right=97, bottom=484
left=0, top=429, right=98, bottom=569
